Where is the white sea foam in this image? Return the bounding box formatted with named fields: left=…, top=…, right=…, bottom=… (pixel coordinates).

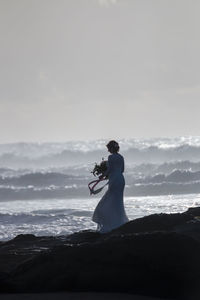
left=1, top=136, right=200, bottom=158
left=2, top=137, right=200, bottom=169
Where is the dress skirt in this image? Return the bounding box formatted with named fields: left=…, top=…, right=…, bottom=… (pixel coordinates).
left=92, top=173, right=129, bottom=233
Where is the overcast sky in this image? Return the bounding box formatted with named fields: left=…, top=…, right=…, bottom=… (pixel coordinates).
left=0, top=0, right=200, bottom=143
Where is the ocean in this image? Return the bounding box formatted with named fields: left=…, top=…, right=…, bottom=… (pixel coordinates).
left=1, top=194, right=200, bottom=240
left=1, top=136, right=200, bottom=240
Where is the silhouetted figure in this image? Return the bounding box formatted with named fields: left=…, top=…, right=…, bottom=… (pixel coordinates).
left=92, top=140, right=129, bottom=233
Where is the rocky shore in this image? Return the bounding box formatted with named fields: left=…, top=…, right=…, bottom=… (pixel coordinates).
left=1, top=207, right=200, bottom=299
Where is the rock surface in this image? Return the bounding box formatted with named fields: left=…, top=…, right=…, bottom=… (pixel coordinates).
left=1, top=207, right=200, bottom=299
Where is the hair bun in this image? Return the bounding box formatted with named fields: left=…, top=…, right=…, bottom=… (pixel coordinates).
left=106, top=140, right=120, bottom=152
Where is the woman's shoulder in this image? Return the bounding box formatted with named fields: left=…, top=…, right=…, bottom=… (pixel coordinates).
left=108, top=153, right=124, bottom=160
left=115, top=152, right=124, bottom=159
left=118, top=152, right=124, bottom=158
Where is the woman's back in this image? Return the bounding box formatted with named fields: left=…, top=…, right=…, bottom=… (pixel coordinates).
left=107, top=153, right=124, bottom=176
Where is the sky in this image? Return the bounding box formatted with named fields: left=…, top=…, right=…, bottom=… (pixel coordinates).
left=0, top=0, right=200, bottom=143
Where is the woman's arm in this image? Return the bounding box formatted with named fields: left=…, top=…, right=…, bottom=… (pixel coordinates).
left=122, top=156, right=125, bottom=173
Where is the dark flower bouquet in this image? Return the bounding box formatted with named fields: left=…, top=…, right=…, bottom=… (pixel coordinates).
left=91, top=158, right=108, bottom=179
left=88, top=158, right=108, bottom=195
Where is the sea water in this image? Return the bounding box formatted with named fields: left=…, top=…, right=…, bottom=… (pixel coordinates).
left=1, top=137, right=200, bottom=240
left=1, top=194, right=200, bottom=241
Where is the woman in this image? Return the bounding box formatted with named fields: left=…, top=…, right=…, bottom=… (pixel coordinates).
left=92, top=140, right=129, bottom=233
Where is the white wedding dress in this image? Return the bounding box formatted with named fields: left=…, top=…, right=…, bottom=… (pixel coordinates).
left=92, top=153, right=129, bottom=233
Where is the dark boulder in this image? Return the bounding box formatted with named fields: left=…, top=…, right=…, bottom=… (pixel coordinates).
left=1, top=206, right=200, bottom=299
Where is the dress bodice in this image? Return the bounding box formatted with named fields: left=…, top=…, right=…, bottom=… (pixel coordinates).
left=105, top=153, right=124, bottom=177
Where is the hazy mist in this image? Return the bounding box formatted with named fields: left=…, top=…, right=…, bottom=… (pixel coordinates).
left=0, top=0, right=200, bottom=142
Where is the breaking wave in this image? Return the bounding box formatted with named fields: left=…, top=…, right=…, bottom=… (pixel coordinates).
left=1, top=137, right=200, bottom=198
left=0, top=168, right=200, bottom=200
left=1, top=137, right=200, bottom=168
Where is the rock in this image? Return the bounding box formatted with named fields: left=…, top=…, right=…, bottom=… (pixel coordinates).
left=1, top=207, right=200, bottom=299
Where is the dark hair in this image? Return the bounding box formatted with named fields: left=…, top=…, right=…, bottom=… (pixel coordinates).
left=106, top=140, right=120, bottom=153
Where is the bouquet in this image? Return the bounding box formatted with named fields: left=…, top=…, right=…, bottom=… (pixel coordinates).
left=88, top=158, right=108, bottom=195
left=91, top=158, right=108, bottom=179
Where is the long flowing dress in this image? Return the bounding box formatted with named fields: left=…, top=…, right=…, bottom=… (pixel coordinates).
left=92, top=152, right=129, bottom=233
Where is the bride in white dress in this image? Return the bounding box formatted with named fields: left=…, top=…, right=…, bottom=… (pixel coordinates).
left=92, top=140, right=129, bottom=233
